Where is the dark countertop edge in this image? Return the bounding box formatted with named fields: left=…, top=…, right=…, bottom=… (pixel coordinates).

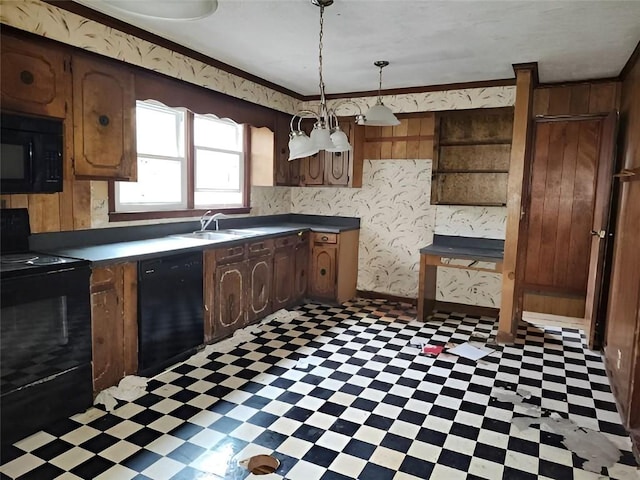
left=30, top=213, right=360, bottom=251
left=419, top=246, right=504, bottom=262
left=43, top=223, right=360, bottom=267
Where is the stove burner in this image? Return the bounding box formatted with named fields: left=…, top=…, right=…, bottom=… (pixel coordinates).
left=27, top=256, right=63, bottom=266
left=1, top=254, right=40, bottom=264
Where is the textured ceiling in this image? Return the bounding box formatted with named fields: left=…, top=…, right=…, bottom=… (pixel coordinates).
left=73, top=0, right=640, bottom=95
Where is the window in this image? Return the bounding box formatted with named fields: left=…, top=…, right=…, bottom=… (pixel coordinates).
left=114, top=100, right=247, bottom=216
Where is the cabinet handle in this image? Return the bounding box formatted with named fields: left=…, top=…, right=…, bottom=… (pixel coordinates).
left=320, top=268, right=326, bottom=276
left=20, top=70, right=34, bottom=85
left=321, top=236, right=329, bottom=241
left=335, top=152, right=342, bottom=157
left=99, top=115, right=110, bottom=127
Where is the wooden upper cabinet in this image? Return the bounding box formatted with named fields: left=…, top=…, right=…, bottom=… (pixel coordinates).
left=1, top=34, right=71, bottom=118
left=324, top=120, right=352, bottom=186
left=72, top=54, right=137, bottom=181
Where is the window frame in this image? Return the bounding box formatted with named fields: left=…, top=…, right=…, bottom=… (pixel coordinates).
left=109, top=102, right=251, bottom=222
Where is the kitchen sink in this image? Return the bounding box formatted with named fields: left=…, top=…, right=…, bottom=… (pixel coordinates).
left=221, top=229, right=270, bottom=236
left=173, top=231, right=246, bottom=241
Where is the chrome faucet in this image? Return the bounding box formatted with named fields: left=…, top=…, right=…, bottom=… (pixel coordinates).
left=199, top=211, right=227, bottom=231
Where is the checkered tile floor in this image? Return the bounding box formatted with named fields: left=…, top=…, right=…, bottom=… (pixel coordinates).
left=1, top=299, right=638, bottom=480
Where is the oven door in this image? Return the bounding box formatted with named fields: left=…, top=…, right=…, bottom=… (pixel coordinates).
left=1, top=266, right=92, bottom=447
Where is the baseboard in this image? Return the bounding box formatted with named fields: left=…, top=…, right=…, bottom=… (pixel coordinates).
left=432, top=301, right=499, bottom=318
left=356, top=290, right=417, bottom=306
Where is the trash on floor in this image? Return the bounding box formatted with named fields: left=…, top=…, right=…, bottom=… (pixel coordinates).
left=94, top=375, right=149, bottom=411
left=243, top=454, right=280, bottom=475
left=446, top=341, right=493, bottom=361
left=410, top=340, right=444, bottom=356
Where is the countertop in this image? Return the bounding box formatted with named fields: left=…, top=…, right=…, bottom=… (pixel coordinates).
left=419, top=235, right=504, bottom=262
left=39, top=215, right=360, bottom=266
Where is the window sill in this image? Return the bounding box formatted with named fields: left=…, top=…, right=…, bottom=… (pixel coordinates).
left=109, top=207, right=251, bottom=223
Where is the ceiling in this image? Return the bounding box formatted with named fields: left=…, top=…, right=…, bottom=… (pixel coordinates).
left=72, top=0, right=640, bottom=96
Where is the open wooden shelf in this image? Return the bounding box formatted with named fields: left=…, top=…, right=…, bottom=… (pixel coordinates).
left=431, top=107, right=514, bottom=206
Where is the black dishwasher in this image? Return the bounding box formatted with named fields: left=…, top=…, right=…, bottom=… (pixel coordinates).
left=138, top=252, right=204, bottom=377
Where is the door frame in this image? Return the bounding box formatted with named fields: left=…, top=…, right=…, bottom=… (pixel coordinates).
left=517, top=112, right=618, bottom=349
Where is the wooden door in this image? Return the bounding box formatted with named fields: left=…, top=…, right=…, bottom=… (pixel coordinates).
left=248, top=255, right=273, bottom=324
left=309, top=245, right=337, bottom=300
left=213, top=261, right=246, bottom=341
left=1, top=34, right=70, bottom=118
left=72, top=54, right=136, bottom=180
left=293, top=239, right=310, bottom=302
left=272, top=248, right=294, bottom=310
left=522, top=115, right=616, bottom=344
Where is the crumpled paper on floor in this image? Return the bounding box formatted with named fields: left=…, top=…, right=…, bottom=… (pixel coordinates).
left=94, top=375, right=149, bottom=411
left=185, top=309, right=301, bottom=366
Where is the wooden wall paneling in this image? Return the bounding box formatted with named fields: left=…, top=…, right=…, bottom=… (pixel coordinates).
left=380, top=125, right=394, bottom=159
left=27, top=194, right=61, bottom=233
left=419, top=115, right=435, bottom=159
left=605, top=50, right=640, bottom=432
left=406, top=118, right=422, bottom=158
left=351, top=123, right=365, bottom=187
left=391, top=119, right=408, bottom=159
left=589, top=83, right=619, bottom=114
left=533, top=88, right=551, bottom=116
left=547, top=87, right=573, bottom=116
left=523, top=293, right=586, bottom=318
left=335, top=229, right=360, bottom=304
left=72, top=180, right=93, bottom=230
left=498, top=66, right=535, bottom=341
left=569, top=84, right=591, bottom=115
left=364, top=126, right=382, bottom=159
left=122, top=262, right=138, bottom=375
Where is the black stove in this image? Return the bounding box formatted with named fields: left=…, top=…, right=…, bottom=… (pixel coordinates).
left=0, top=208, right=88, bottom=278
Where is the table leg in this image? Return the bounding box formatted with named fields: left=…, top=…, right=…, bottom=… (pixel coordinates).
left=417, top=254, right=437, bottom=321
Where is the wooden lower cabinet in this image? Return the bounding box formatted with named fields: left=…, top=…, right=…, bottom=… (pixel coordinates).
left=272, top=246, right=294, bottom=310
left=211, top=259, right=247, bottom=342
left=308, top=230, right=360, bottom=304
left=247, top=255, right=273, bottom=324
left=90, top=262, right=137, bottom=394
left=309, top=245, right=337, bottom=300
left=293, top=234, right=310, bottom=303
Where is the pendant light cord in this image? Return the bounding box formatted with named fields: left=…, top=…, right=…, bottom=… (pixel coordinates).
left=318, top=4, right=327, bottom=122
left=377, top=65, right=383, bottom=104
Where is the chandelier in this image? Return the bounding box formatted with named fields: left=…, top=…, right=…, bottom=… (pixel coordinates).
left=288, top=0, right=400, bottom=160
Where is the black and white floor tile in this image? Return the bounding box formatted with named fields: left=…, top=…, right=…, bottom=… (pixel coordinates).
left=1, top=299, right=638, bottom=480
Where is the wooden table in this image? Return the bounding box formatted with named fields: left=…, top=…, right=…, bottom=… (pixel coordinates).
left=417, top=235, right=504, bottom=320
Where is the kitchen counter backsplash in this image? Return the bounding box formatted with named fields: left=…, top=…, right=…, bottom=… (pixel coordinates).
left=291, top=159, right=504, bottom=308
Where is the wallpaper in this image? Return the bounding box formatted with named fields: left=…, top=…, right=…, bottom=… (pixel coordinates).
left=0, top=0, right=298, bottom=114
left=290, top=160, right=503, bottom=307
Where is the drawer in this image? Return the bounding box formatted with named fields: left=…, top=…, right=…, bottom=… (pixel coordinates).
left=215, top=244, right=246, bottom=263
left=248, top=238, right=274, bottom=258
left=274, top=235, right=296, bottom=249
left=312, top=232, right=337, bottom=244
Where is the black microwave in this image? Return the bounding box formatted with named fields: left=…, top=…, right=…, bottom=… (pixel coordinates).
left=1, top=112, right=64, bottom=194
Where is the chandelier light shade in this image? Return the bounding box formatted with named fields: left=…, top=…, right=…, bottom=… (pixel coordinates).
left=105, top=0, right=218, bottom=20
left=363, top=61, right=400, bottom=126
left=288, top=0, right=353, bottom=161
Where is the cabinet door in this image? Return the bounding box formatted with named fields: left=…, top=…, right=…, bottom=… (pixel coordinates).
left=72, top=54, right=136, bottom=180
left=248, top=255, right=273, bottom=324
left=91, top=266, right=124, bottom=393
left=212, top=261, right=247, bottom=341
left=324, top=120, right=351, bottom=186
left=275, top=113, right=291, bottom=185
left=309, top=245, right=337, bottom=300
left=302, top=153, right=325, bottom=185
left=272, top=248, right=294, bottom=310
left=1, top=35, right=70, bottom=118
left=293, top=240, right=310, bottom=302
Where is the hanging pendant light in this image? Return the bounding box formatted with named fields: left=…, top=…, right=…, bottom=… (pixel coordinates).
left=363, top=61, right=400, bottom=126
left=288, top=0, right=352, bottom=160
